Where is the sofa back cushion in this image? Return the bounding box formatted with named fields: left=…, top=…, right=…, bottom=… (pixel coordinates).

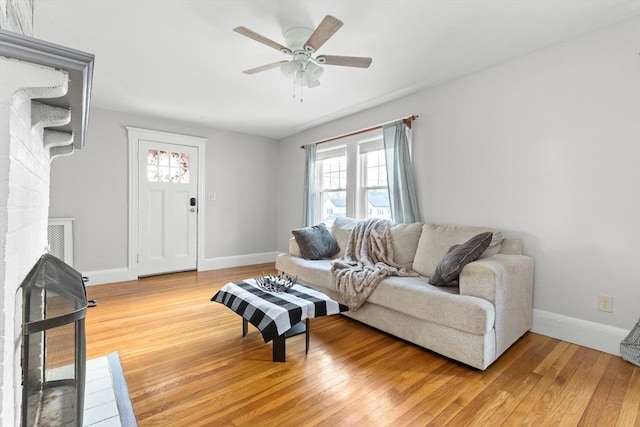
left=413, top=223, right=504, bottom=277
left=500, top=238, right=523, bottom=255
left=331, top=217, right=360, bottom=258
left=390, top=222, right=424, bottom=268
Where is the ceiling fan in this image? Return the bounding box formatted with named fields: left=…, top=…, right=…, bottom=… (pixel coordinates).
left=234, top=15, right=372, bottom=89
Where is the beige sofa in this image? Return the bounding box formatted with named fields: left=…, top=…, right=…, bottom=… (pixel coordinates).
left=275, top=220, right=534, bottom=370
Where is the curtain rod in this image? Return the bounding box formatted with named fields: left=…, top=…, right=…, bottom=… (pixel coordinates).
left=300, top=115, right=419, bottom=149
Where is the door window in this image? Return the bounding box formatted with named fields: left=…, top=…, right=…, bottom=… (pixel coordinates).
left=147, top=149, right=190, bottom=183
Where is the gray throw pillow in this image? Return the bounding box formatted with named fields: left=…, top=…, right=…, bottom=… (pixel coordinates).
left=292, top=223, right=340, bottom=260
left=429, top=232, right=493, bottom=286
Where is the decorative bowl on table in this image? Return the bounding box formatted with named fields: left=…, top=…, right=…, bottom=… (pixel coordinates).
left=255, top=273, right=297, bottom=293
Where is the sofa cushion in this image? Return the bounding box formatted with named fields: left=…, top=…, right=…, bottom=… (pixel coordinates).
left=413, top=224, right=504, bottom=277
left=331, top=217, right=359, bottom=258
left=275, top=255, right=335, bottom=293
left=390, top=222, right=424, bottom=268
left=429, top=232, right=493, bottom=286
left=368, top=275, right=495, bottom=336
left=292, top=223, right=340, bottom=260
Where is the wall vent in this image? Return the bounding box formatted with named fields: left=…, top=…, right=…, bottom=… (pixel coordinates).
left=47, top=218, right=74, bottom=266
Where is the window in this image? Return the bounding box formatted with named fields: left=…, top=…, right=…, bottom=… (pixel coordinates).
left=316, top=130, right=391, bottom=226
left=147, top=149, right=190, bottom=183
left=318, top=148, right=347, bottom=225
left=361, top=148, right=390, bottom=221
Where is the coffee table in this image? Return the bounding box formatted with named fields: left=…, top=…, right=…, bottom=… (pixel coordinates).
left=211, top=278, right=348, bottom=362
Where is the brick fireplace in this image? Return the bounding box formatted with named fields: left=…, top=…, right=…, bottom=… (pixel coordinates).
left=0, top=28, right=93, bottom=426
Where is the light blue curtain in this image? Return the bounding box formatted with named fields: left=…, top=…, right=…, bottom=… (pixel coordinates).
left=302, top=144, right=317, bottom=226
left=383, top=120, right=420, bottom=223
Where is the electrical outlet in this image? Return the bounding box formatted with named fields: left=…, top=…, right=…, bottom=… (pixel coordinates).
left=208, top=193, right=216, bottom=201
left=598, top=294, right=612, bottom=313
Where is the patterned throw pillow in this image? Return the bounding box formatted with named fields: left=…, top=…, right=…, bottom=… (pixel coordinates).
left=429, top=232, right=493, bottom=286
left=292, top=223, right=340, bottom=260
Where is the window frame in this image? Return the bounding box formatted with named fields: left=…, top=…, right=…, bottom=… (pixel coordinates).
left=314, top=129, right=389, bottom=224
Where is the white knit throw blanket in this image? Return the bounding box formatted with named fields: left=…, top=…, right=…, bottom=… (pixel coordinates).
left=331, top=218, right=416, bottom=311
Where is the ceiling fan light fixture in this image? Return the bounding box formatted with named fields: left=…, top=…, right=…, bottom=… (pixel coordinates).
left=306, top=61, right=324, bottom=82
left=280, top=60, right=297, bottom=78
left=306, top=77, right=321, bottom=88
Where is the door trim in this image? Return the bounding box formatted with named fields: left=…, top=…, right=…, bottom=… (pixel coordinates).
left=127, top=126, right=207, bottom=277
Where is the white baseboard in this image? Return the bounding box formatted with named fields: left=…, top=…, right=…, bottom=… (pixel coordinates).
left=531, top=309, right=630, bottom=356
left=81, top=253, right=281, bottom=286
left=198, top=251, right=281, bottom=271
left=82, top=267, right=137, bottom=286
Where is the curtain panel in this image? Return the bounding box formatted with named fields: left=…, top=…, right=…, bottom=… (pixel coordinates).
left=383, top=120, right=420, bottom=223
left=302, top=144, right=317, bottom=227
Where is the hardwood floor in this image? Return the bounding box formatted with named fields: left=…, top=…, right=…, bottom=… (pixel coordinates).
left=85, top=264, right=640, bottom=426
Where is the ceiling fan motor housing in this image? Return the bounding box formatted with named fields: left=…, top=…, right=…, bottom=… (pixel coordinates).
left=283, top=27, right=313, bottom=51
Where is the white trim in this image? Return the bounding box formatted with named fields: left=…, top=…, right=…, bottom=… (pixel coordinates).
left=82, top=267, right=137, bottom=286
left=346, top=143, right=358, bottom=218
left=126, top=127, right=207, bottom=278
left=531, top=309, right=629, bottom=356
left=82, top=252, right=281, bottom=286
left=198, top=252, right=281, bottom=271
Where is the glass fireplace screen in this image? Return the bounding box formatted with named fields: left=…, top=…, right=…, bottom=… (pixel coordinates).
left=20, top=253, right=87, bottom=427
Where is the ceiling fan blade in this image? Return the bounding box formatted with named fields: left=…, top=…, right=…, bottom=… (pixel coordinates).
left=234, top=26, right=291, bottom=54
left=242, top=61, right=287, bottom=75
left=317, top=55, right=372, bottom=68
left=304, top=15, right=343, bottom=52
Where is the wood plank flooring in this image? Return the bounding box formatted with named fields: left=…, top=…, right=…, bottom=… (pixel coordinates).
left=85, top=264, right=640, bottom=426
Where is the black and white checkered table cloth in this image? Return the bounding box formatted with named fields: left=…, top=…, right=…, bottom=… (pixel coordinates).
left=211, top=279, right=348, bottom=343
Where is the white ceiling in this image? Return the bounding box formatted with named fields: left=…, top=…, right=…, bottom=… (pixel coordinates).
left=33, top=1, right=640, bottom=140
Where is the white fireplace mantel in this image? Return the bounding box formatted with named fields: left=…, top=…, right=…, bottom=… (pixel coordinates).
left=0, top=28, right=94, bottom=149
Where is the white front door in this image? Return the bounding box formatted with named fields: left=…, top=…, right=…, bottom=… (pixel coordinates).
left=138, top=140, right=198, bottom=276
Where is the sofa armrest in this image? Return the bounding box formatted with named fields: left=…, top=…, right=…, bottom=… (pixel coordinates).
left=288, top=237, right=302, bottom=258
left=459, top=254, right=534, bottom=357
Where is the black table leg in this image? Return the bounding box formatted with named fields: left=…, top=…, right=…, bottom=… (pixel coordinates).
left=272, top=322, right=308, bottom=362
left=305, top=319, right=309, bottom=354
left=273, top=335, right=286, bottom=362
left=243, top=318, right=287, bottom=363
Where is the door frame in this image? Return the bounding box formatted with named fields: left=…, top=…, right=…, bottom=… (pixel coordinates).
left=127, top=126, right=207, bottom=277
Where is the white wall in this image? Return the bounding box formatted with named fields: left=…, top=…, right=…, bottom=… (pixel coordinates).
left=277, top=19, right=640, bottom=347
left=49, top=107, right=279, bottom=276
